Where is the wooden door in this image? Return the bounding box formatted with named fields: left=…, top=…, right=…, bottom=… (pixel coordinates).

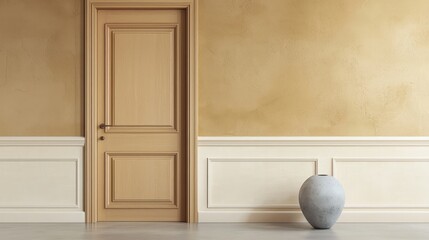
left=95, top=8, right=187, bottom=221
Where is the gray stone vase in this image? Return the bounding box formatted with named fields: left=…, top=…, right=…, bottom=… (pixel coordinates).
left=299, top=174, right=345, bottom=229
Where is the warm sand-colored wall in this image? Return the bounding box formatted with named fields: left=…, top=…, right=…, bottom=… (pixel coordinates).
left=199, top=0, right=429, bottom=136
left=1, top=0, right=428, bottom=136
left=0, top=0, right=83, bottom=136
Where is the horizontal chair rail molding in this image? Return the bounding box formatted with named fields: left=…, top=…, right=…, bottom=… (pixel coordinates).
left=0, top=137, right=85, bottom=146
left=198, top=136, right=429, bottom=146
left=198, top=136, right=429, bottom=223
left=0, top=137, right=85, bottom=222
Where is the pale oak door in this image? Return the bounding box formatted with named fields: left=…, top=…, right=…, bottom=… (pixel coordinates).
left=96, top=9, right=187, bottom=221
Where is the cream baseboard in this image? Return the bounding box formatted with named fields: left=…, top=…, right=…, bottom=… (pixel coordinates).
left=198, top=210, right=429, bottom=223
left=0, top=212, right=85, bottom=223
left=0, top=137, right=85, bottom=222
left=198, top=137, right=429, bottom=222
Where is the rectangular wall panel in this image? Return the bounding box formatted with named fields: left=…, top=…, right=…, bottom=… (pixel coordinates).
left=208, top=158, right=317, bottom=208
left=0, top=137, right=85, bottom=222
left=333, top=158, right=429, bottom=208
left=198, top=137, right=429, bottom=222
left=0, top=159, right=78, bottom=208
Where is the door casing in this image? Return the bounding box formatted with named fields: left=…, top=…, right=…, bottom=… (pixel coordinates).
left=85, top=0, right=197, bottom=223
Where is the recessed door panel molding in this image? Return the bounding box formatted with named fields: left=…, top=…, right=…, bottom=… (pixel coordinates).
left=105, top=23, right=179, bottom=133
left=86, top=0, right=197, bottom=223
left=105, top=152, right=178, bottom=209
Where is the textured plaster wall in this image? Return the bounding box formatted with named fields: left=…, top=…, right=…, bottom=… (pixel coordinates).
left=1, top=0, right=428, bottom=136
left=0, top=0, right=83, bottom=136
left=199, top=0, right=429, bottom=136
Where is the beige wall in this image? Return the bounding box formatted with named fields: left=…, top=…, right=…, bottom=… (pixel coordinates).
left=0, top=0, right=83, bottom=136
left=1, top=0, right=429, bottom=136
left=199, top=0, right=429, bottom=136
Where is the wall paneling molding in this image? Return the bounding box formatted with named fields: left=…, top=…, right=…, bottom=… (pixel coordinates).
left=198, top=137, right=429, bottom=222
left=0, top=137, right=85, bottom=222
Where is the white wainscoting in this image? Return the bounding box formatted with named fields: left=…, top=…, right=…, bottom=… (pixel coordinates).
left=198, top=137, right=429, bottom=222
left=0, top=137, right=85, bottom=222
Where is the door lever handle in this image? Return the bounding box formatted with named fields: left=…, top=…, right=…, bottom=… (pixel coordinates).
left=99, top=123, right=112, bottom=129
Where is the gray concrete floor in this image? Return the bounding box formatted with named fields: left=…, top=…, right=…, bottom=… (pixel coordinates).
left=0, top=223, right=428, bottom=240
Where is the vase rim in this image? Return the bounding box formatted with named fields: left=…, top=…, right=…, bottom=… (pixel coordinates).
left=317, top=174, right=329, bottom=176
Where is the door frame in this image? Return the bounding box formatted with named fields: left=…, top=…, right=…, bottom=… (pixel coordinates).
left=84, top=0, right=198, bottom=223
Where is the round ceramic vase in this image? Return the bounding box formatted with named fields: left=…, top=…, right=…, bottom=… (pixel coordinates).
left=299, top=174, right=345, bottom=229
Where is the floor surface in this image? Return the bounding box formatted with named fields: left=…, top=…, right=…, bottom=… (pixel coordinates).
left=0, top=223, right=428, bottom=240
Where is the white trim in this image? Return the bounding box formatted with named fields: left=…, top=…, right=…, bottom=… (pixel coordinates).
left=207, top=158, right=319, bottom=163
left=198, top=210, right=305, bottom=222
left=198, top=136, right=429, bottom=222
left=0, top=137, right=85, bottom=146
left=198, top=210, right=429, bottom=223
left=0, top=212, right=85, bottom=223
left=0, top=137, right=85, bottom=222
left=198, top=136, right=429, bottom=146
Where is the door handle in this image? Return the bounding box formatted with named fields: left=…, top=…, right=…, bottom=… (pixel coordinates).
left=99, top=123, right=112, bottom=129
left=99, top=136, right=105, bottom=141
